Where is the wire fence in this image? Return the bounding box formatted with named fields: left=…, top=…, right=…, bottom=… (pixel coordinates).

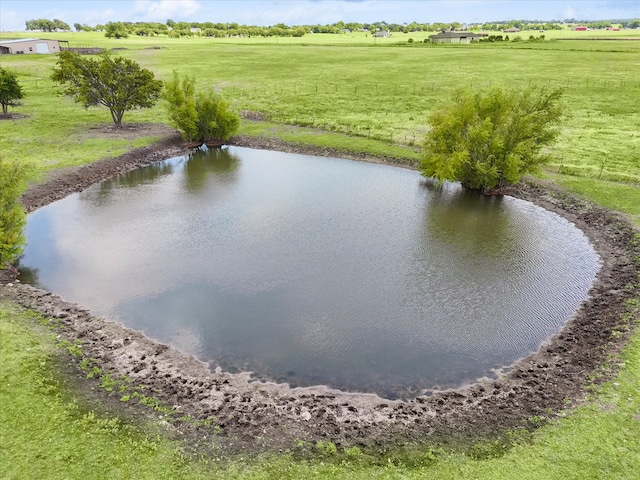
left=6, top=66, right=639, bottom=182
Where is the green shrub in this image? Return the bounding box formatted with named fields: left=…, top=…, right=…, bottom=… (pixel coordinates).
left=420, top=85, right=565, bottom=193
left=163, top=71, right=239, bottom=143
left=0, top=158, right=27, bottom=268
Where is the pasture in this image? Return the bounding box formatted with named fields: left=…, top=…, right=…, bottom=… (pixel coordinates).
left=1, top=30, right=639, bottom=191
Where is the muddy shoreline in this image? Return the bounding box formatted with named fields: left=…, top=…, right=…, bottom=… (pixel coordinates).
left=2, top=132, right=639, bottom=454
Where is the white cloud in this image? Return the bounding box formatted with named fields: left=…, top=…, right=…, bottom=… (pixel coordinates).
left=0, top=7, right=22, bottom=31
left=563, top=6, right=577, bottom=19
left=133, top=0, right=202, bottom=21
left=85, top=9, right=118, bottom=25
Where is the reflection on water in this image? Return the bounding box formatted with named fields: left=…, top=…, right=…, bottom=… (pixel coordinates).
left=18, top=146, right=600, bottom=399
left=425, top=183, right=513, bottom=259
left=183, top=146, right=239, bottom=191
left=84, top=160, right=176, bottom=206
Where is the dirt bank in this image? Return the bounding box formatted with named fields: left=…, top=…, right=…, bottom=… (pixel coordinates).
left=2, top=130, right=639, bottom=455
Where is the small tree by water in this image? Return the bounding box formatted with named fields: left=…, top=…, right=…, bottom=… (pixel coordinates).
left=0, top=158, right=27, bottom=269
left=163, top=72, right=239, bottom=144
left=420, top=86, right=565, bottom=194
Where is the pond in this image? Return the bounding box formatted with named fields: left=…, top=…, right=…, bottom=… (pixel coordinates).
left=18, top=146, right=600, bottom=399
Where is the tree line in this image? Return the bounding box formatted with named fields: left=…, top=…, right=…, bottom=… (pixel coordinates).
left=26, top=17, right=640, bottom=38
left=25, top=18, right=70, bottom=32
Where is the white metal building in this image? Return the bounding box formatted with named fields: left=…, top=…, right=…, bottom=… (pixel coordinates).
left=0, top=38, right=64, bottom=54
left=429, top=31, right=481, bottom=44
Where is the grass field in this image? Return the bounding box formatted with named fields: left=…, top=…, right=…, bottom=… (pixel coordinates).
left=1, top=31, right=640, bottom=478
left=2, top=30, right=639, bottom=187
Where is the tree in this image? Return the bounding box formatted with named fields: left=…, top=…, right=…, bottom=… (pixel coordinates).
left=420, top=86, right=565, bottom=194
left=104, top=21, right=129, bottom=38
left=25, top=18, right=69, bottom=31
left=0, top=158, right=27, bottom=270
left=163, top=72, right=239, bottom=144
left=53, top=19, right=70, bottom=31
left=51, top=51, right=163, bottom=128
left=0, top=67, right=24, bottom=118
left=26, top=18, right=55, bottom=31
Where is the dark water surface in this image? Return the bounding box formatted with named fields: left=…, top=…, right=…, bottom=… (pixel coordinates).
left=19, top=147, right=600, bottom=399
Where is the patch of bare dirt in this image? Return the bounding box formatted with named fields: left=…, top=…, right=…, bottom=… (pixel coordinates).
left=0, top=113, right=29, bottom=120
left=81, top=122, right=177, bottom=141
left=2, top=133, right=639, bottom=456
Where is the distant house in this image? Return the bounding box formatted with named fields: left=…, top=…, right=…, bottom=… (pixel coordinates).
left=574, top=26, right=588, bottom=31
left=0, top=38, right=66, bottom=54
left=429, top=31, right=480, bottom=44
left=503, top=27, right=521, bottom=33
left=372, top=30, right=391, bottom=38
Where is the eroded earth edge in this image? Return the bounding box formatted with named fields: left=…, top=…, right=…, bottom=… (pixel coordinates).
left=2, top=129, right=639, bottom=455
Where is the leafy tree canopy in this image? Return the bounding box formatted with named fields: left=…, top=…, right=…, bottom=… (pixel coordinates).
left=25, top=18, right=69, bottom=31
left=0, top=67, right=24, bottom=117
left=74, top=23, right=95, bottom=32
left=0, top=158, right=27, bottom=269
left=420, top=86, right=565, bottom=193
left=163, top=72, right=239, bottom=144
left=51, top=51, right=163, bottom=128
left=104, top=21, right=130, bottom=38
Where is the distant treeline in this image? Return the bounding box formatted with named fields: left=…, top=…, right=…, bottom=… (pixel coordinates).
left=26, top=18, right=640, bottom=38
left=25, top=18, right=71, bottom=32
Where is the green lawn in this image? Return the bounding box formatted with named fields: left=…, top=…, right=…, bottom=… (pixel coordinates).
left=1, top=32, right=640, bottom=478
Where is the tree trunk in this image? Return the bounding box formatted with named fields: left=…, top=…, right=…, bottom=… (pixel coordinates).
left=110, top=108, right=124, bottom=128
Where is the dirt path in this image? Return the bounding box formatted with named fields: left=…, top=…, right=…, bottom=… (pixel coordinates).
left=2, top=130, right=639, bottom=455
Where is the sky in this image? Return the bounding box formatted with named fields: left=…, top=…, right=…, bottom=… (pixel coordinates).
left=1, top=0, right=639, bottom=31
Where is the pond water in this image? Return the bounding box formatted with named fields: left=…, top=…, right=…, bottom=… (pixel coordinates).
left=19, top=146, right=600, bottom=399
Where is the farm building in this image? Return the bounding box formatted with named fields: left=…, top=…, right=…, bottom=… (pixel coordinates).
left=503, top=27, right=521, bottom=33
left=574, top=26, right=589, bottom=31
left=0, top=38, right=66, bottom=54
left=429, top=31, right=480, bottom=44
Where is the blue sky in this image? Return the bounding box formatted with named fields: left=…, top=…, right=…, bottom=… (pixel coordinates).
left=1, top=0, right=639, bottom=31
